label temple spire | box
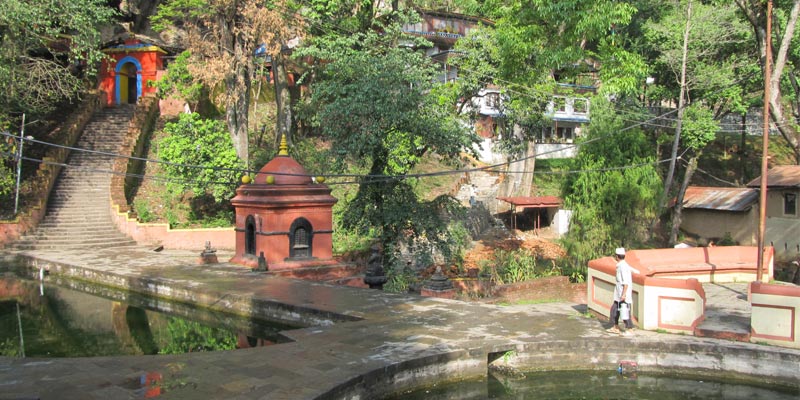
[278,134,289,156]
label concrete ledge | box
[751,281,800,348]
[325,338,800,399]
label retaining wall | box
[0,92,104,247]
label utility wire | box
[4,8,779,187]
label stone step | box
[17,103,137,251]
[13,240,138,251]
[43,206,111,212]
[21,232,132,242]
[38,218,115,226]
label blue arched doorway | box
[115,56,142,105]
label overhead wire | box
[3,6,785,188]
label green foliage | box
[157,113,244,203]
[641,1,754,111]
[150,0,207,32]
[0,0,115,118]
[296,17,479,266]
[681,104,718,151]
[332,226,375,256]
[0,138,14,201]
[481,248,558,285]
[0,337,20,357]
[717,232,736,246]
[158,318,237,354]
[383,260,417,293]
[153,51,204,105]
[133,198,156,223]
[561,97,662,264]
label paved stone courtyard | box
[0,247,798,399]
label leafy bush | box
[157,113,244,203]
[133,198,155,223]
[0,138,15,201]
[484,248,560,285]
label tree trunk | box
[219,12,251,167]
[670,154,699,245]
[740,112,748,180]
[655,0,692,234]
[516,139,537,197]
[273,50,293,146]
[736,0,800,164]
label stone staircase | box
[14,105,138,250]
[694,282,752,342]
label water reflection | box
[0,272,297,357]
[390,370,800,399]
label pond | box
[389,369,800,399]
[0,268,300,357]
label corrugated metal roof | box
[682,187,758,212]
[497,196,562,208]
[746,165,800,188]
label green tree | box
[157,113,244,203]
[642,0,753,243]
[669,103,718,244]
[0,0,115,118]
[296,17,479,265]
[153,50,205,110]
[151,0,302,166]
[447,0,645,197]
[735,0,800,163]
[0,0,114,210]
[562,97,662,264]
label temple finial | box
[278,134,289,156]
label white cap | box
[615,247,626,256]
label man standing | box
[607,247,634,335]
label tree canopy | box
[0,0,115,123]
[295,15,479,264]
[152,0,302,166]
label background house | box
[680,186,759,246]
[747,165,800,260]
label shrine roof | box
[497,196,562,208]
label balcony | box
[546,96,590,123]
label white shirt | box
[614,259,633,303]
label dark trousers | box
[610,301,633,329]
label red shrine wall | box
[98,42,163,106]
[231,203,335,269]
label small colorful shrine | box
[99,37,166,106]
[229,136,337,270]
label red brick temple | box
[229,136,337,270]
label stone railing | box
[108,96,235,250]
[587,246,776,335]
[750,282,800,349]
[587,256,706,334]
[0,91,104,247]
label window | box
[245,215,256,256]
[289,218,313,258]
[554,97,567,112]
[785,193,797,215]
[573,98,588,114]
[485,92,500,108]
